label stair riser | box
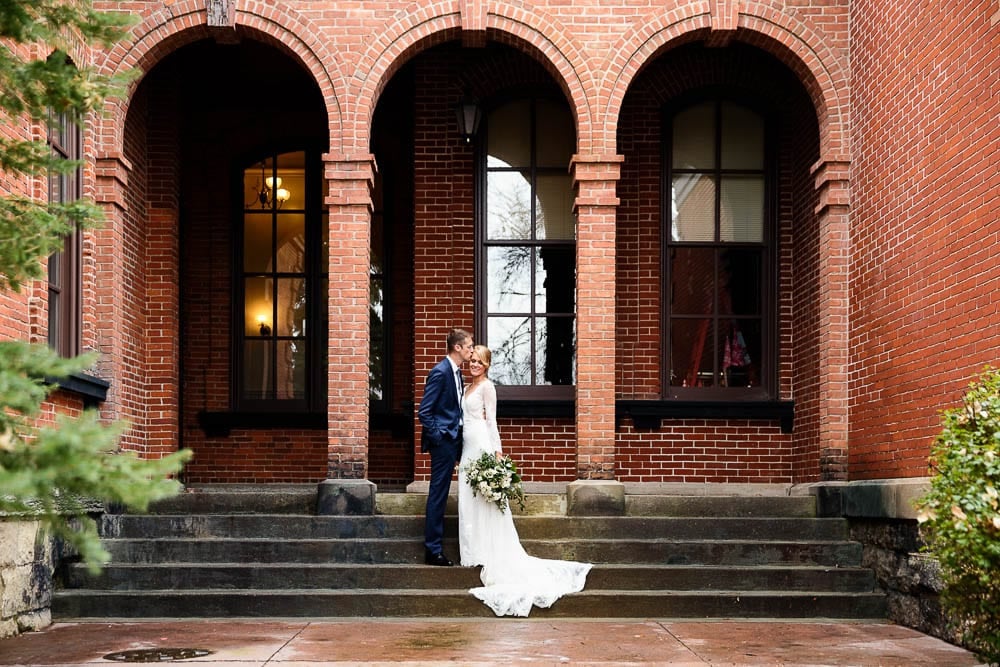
[51,591,888,620]
[100,516,849,541]
[99,539,863,566]
[63,565,877,593]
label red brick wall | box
[848,0,1000,479]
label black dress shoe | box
[425,551,454,566]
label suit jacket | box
[418,357,463,453]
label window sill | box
[197,411,326,437]
[49,372,110,408]
[616,399,794,433]
[498,399,574,419]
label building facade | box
[7,0,999,493]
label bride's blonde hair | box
[473,345,492,371]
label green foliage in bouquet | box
[463,452,526,513]
[915,366,1000,663]
[0,1,190,572]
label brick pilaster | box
[812,156,850,481]
[571,153,623,480]
[324,152,376,479]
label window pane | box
[670,247,714,315]
[243,340,272,399]
[245,158,274,210]
[487,171,532,239]
[720,249,762,315]
[274,151,306,210]
[487,100,531,168]
[672,102,714,169]
[487,316,532,385]
[47,290,61,349]
[670,318,716,388]
[277,340,306,399]
[244,277,272,336]
[244,214,272,272]
[536,99,574,168]
[48,252,62,287]
[535,246,575,313]
[535,172,574,240]
[721,102,764,170]
[720,176,763,242]
[536,317,575,385]
[276,278,306,337]
[369,278,384,402]
[276,215,305,272]
[671,174,715,241]
[719,319,760,388]
[487,246,531,313]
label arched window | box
[663,98,773,398]
[479,97,576,400]
[236,150,327,412]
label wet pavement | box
[0,619,985,666]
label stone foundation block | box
[316,479,377,515]
[567,480,625,516]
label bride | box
[458,344,592,616]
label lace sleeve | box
[483,381,503,453]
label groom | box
[418,327,474,566]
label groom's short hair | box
[447,328,471,351]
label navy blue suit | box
[418,357,463,555]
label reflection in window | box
[369,172,386,405]
[482,97,575,390]
[666,99,768,395]
[239,151,313,404]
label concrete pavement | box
[0,619,985,666]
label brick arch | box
[351,0,594,153]
[601,2,848,160]
[91,0,345,154]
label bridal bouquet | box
[463,452,526,512]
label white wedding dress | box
[458,378,592,616]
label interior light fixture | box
[251,161,291,209]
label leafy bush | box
[915,366,1000,663]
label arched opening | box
[123,37,329,483]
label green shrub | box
[915,366,1000,663]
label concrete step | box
[62,563,878,593]
[94,536,861,566]
[99,514,847,541]
[148,489,816,518]
[375,492,816,518]
[51,588,888,620]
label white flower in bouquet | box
[462,452,526,512]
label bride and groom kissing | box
[418,327,591,617]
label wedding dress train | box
[458,379,592,617]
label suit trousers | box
[424,432,461,554]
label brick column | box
[91,152,132,426]
[570,154,623,481]
[324,152,375,480]
[812,156,850,481]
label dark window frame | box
[231,147,327,414]
[47,108,82,359]
[660,92,778,401]
[475,93,576,402]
